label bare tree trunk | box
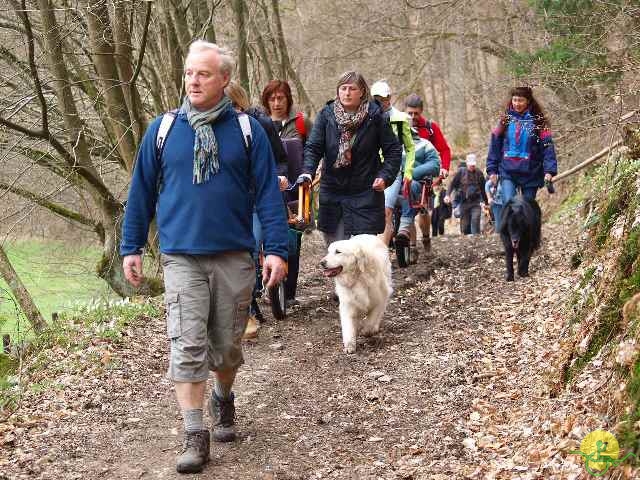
[251,16,275,81]
[85,0,138,172]
[159,0,185,98]
[270,0,314,112]
[111,1,149,144]
[426,62,440,123]
[0,245,46,334]
[38,0,96,176]
[271,0,288,80]
[167,0,192,47]
[232,0,251,96]
[446,40,467,147]
[192,0,216,42]
[13,0,162,299]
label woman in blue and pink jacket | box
[486,86,557,203]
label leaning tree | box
[0,0,309,299]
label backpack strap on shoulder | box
[426,119,434,139]
[237,112,252,155]
[156,109,178,157]
[154,109,178,194]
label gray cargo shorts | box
[161,251,254,382]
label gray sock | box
[183,408,204,433]
[213,378,234,400]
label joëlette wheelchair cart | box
[255,136,314,321]
[392,177,432,268]
[263,180,313,320]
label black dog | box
[498,195,542,281]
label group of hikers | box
[119,40,558,473]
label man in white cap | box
[445,153,488,235]
[371,80,419,259]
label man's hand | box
[262,255,287,289]
[278,176,288,191]
[123,254,143,287]
[444,195,451,204]
[372,177,386,191]
[489,174,498,185]
[544,173,553,182]
[439,168,448,178]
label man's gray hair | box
[187,40,235,76]
[404,93,424,109]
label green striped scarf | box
[180,96,232,184]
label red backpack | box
[294,112,307,140]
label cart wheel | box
[269,282,287,320]
[395,234,410,268]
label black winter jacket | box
[303,100,402,234]
[246,106,288,177]
[304,100,401,192]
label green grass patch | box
[0,240,117,341]
[550,182,588,224]
[595,194,624,248]
[618,359,640,457]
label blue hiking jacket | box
[120,105,288,260]
[486,109,558,188]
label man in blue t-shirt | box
[120,40,288,474]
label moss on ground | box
[559,157,640,453]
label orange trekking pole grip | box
[303,184,311,224]
[298,183,304,221]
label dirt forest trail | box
[5,220,601,479]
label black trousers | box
[431,209,446,237]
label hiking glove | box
[296,174,312,185]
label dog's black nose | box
[320,259,327,268]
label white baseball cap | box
[371,81,391,98]
[466,153,477,166]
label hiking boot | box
[209,392,236,442]
[242,314,259,340]
[176,430,210,473]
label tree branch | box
[0,182,98,228]
[130,1,151,86]
[17,0,48,134]
[404,0,458,9]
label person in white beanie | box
[445,154,488,235]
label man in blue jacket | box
[120,40,288,474]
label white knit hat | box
[466,153,477,166]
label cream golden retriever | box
[320,234,393,353]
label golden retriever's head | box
[320,239,366,278]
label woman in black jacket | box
[299,71,402,246]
